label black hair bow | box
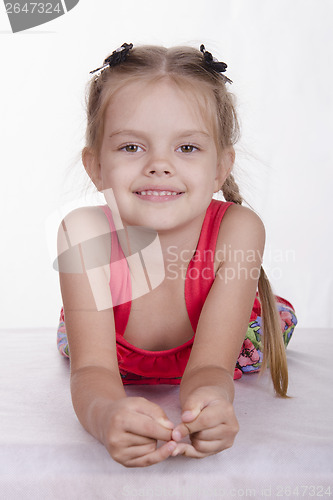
[90,43,133,74]
[200,45,232,83]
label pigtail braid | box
[221,174,243,205]
[222,175,288,396]
[258,267,289,397]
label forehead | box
[104,77,217,135]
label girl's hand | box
[171,387,239,458]
[102,397,177,467]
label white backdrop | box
[0,0,332,328]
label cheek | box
[198,161,219,185]
[99,167,117,190]
[103,167,134,191]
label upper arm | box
[57,206,118,375]
[186,204,265,376]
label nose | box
[143,152,175,177]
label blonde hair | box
[84,44,289,397]
[84,45,239,155]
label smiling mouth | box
[134,190,183,196]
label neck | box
[117,209,207,279]
[156,212,206,273]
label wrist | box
[70,366,126,444]
[180,365,234,405]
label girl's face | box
[85,78,233,232]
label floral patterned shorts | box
[233,294,297,379]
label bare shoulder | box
[223,203,265,235]
[216,203,266,259]
[58,205,110,245]
[57,205,111,275]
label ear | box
[214,146,235,192]
[82,147,103,191]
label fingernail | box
[172,430,182,441]
[157,417,174,429]
[172,448,180,457]
[168,442,177,453]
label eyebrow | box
[109,130,144,139]
[109,129,211,139]
[175,130,211,139]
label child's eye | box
[177,144,198,153]
[122,144,143,153]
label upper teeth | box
[138,190,179,196]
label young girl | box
[56,43,297,467]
